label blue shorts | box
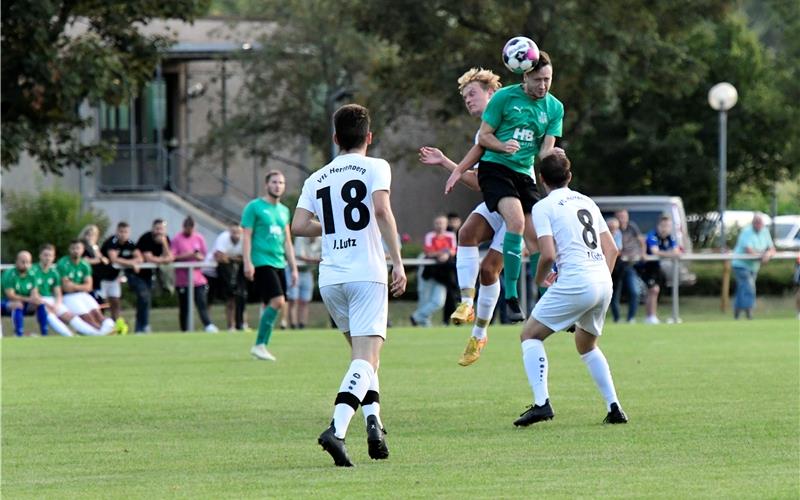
[285,270,314,302]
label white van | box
[591,196,695,286]
[774,215,800,250]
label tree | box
[1,0,210,174]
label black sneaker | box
[603,403,628,424]
[506,298,525,323]
[366,415,389,460]
[318,423,354,467]
[513,399,554,427]
[409,315,418,327]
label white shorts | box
[471,202,506,253]
[531,279,613,336]
[320,281,388,338]
[99,279,122,299]
[40,296,69,316]
[62,292,100,316]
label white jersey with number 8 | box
[296,153,391,288]
[532,187,612,284]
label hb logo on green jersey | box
[512,128,535,142]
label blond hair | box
[78,224,100,243]
[457,68,502,93]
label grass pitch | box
[2,319,799,498]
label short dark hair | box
[538,151,571,188]
[183,216,195,228]
[69,239,83,247]
[152,218,165,226]
[334,104,370,151]
[529,50,551,73]
[265,170,284,183]
[117,221,129,229]
[39,243,55,252]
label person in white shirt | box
[211,224,247,331]
[292,103,406,467]
[286,236,321,329]
[513,149,628,428]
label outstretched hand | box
[444,170,461,195]
[419,146,444,166]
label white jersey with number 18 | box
[296,153,391,288]
[532,187,612,284]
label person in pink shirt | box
[171,216,218,332]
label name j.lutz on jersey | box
[316,164,367,183]
[332,237,357,250]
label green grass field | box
[2,318,799,498]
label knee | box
[270,296,285,309]
[480,262,502,284]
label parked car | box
[773,215,800,250]
[592,196,696,286]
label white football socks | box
[361,370,383,429]
[100,318,115,335]
[456,246,480,306]
[332,359,374,439]
[47,313,73,337]
[522,339,549,406]
[581,348,620,411]
[69,316,102,336]
[472,280,500,340]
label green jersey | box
[32,263,61,297]
[480,85,564,175]
[241,198,291,268]
[56,256,92,287]
[1,268,38,298]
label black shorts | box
[477,160,541,213]
[638,262,664,289]
[254,265,287,303]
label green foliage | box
[2,321,798,496]
[212,0,799,214]
[1,0,210,173]
[1,188,109,262]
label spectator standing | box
[130,219,174,333]
[212,223,248,331]
[731,213,776,320]
[171,216,218,332]
[641,216,682,324]
[78,224,108,300]
[610,209,645,323]
[286,236,322,329]
[100,222,139,333]
[411,215,457,326]
[442,213,463,325]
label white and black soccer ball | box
[502,36,540,74]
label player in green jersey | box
[446,52,563,322]
[34,243,105,336]
[58,240,116,335]
[242,170,299,361]
[1,250,48,337]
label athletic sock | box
[521,339,549,406]
[256,306,278,346]
[361,370,383,429]
[472,280,500,340]
[456,246,480,306]
[47,313,73,337]
[36,305,49,336]
[581,348,620,411]
[100,318,116,335]
[502,232,523,299]
[69,316,102,336]
[12,308,24,336]
[332,358,374,439]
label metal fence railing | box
[1,253,797,333]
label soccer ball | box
[502,36,540,74]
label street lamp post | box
[707,82,738,250]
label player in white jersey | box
[292,104,407,467]
[513,149,628,427]
[419,68,508,366]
